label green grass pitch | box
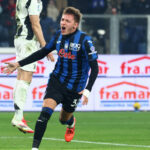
[0,111,150,150]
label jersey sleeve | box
[28,0,42,15]
[45,30,60,51]
[83,36,98,61]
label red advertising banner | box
[0,54,150,111]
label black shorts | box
[44,74,82,113]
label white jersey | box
[15,0,43,40]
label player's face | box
[60,14,78,35]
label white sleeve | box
[28,0,42,16]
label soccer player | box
[12,0,54,133]
[3,7,98,150]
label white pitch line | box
[1,136,150,148]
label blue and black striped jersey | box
[45,29,98,92]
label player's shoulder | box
[56,29,61,35]
[30,0,41,3]
[28,0,42,7]
[78,30,92,40]
[50,29,61,42]
[77,30,95,47]
[16,0,27,4]
[53,30,61,39]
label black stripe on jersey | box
[16,16,23,37]
[25,0,31,9]
[51,32,62,73]
[72,33,86,91]
[25,0,33,40]
[25,16,34,40]
[63,35,75,84]
[17,25,23,36]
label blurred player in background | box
[3,7,98,150]
[12,0,54,133]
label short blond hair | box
[63,7,82,23]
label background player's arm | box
[30,15,46,47]
[30,15,55,61]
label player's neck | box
[62,29,78,39]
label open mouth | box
[61,26,66,32]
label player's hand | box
[82,95,88,105]
[47,52,55,62]
[2,62,20,74]
[79,90,89,105]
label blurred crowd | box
[0,0,150,54]
[0,0,16,47]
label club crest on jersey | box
[64,43,69,49]
[69,42,81,51]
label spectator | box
[132,0,150,14]
[120,0,132,14]
[41,0,59,43]
[47,0,59,22]
[0,0,16,46]
[91,0,108,14]
[55,0,68,12]
[0,0,3,14]
[6,0,16,18]
[111,0,121,14]
[119,19,147,54]
[2,0,16,46]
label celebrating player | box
[3,7,98,150]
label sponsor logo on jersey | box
[69,42,81,51]
[121,56,150,76]
[57,41,61,44]
[64,43,69,50]
[58,49,75,60]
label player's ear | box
[74,23,78,29]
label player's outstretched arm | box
[3,62,20,74]
[3,47,51,75]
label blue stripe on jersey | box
[45,32,60,50]
[56,34,62,51]
[67,31,81,90]
[59,39,69,83]
[54,34,62,76]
